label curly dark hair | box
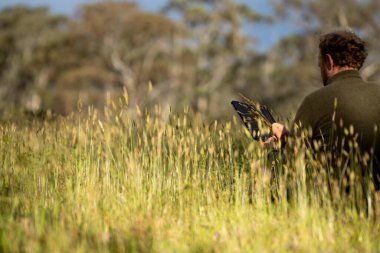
[319,30,368,69]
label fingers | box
[272,123,287,140]
[263,136,276,149]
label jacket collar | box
[326,70,361,86]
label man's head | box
[318,30,368,85]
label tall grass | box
[0,101,379,252]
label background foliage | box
[0,0,379,120]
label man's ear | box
[325,54,334,70]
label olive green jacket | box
[293,70,380,189]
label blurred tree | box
[0,6,68,114]
[0,3,178,116]
[162,0,271,118]
[52,2,178,114]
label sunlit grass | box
[0,101,379,252]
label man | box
[268,30,380,190]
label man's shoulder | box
[296,87,330,117]
[366,81,380,90]
[302,86,334,104]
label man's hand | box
[272,123,287,141]
[262,123,288,149]
[257,124,288,179]
[263,136,277,149]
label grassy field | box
[0,102,379,253]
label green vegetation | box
[0,101,379,253]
